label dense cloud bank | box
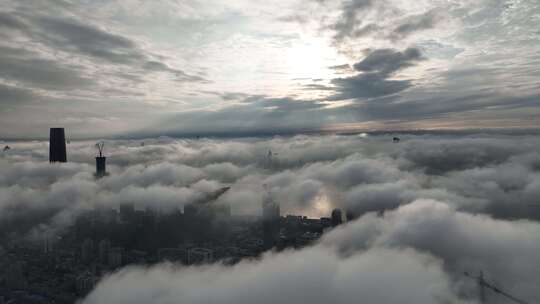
[82,244,461,304]
[2,133,540,303]
[82,199,540,304]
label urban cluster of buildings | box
[0,201,345,304]
[0,128,346,303]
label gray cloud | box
[0,46,94,90]
[353,47,423,75]
[326,47,423,100]
[0,6,206,119]
[318,0,440,47]
[332,0,374,42]
[0,0,538,137]
[390,10,438,40]
[0,11,27,31]
[323,199,540,302]
[35,16,144,65]
[82,246,458,304]
[2,133,540,303]
[3,133,540,234]
[0,83,35,105]
[329,73,412,100]
[328,64,351,71]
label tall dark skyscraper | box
[331,208,343,227]
[49,128,67,163]
[119,203,135,222]
[96,156,106,177]
[95,141,107,178]
[262,189,280,249]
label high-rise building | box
[262,189,280,249]
[95,156,107,178]
[43,234,54,254]
[49,128,67,163]
[6,262,27,290]
[76,272,96,295]
[345,209,357,222]
[187,247,213,265]
[119,203,135,222]
[98,239,111,264]
[331,208,343,227]
[81,238,94,264]
[108,247,123,268]
[158,248,187,264]
[95,141,107,178]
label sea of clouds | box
[1,133,540,304]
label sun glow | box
[310,192,334,218]
[285,37,345,82]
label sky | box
[2,133,540,303]
[1,0,540,138]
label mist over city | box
[1,0,540,303]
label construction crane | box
[464,271,530,304]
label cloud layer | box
[82,198,540,304]
[1,0,540,136]
[2,133,540,303]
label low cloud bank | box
[2,133,540,235]
[1,133,540,303]
[81,199,540,304]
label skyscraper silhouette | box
[331,208,343,227]
[96,156,106,177]
[95,141,107,178]
[262,189,280,249]
[49,128,67,163]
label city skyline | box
[2,1,540,304]
[2,133,540,303]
